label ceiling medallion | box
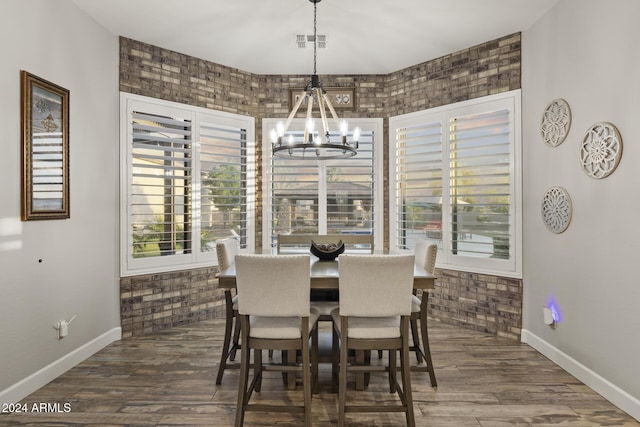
[541,186,572,234]
[541,98,571,147]
[579,122,622,179]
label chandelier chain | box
[313,0,317,76]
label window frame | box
[389,90,522,278]
[261,118,384,251]
[120,93,255,276]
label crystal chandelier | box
[270,0,360,160]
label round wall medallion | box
[541,186,572,234]
[541,98,571,147]
[579,122,622,179]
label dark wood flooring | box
[1,318,638,426]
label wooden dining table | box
[217,252,436,390]
[217,254,436,292]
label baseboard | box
[521,329,640,422]
[0,327,121,405]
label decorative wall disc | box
[579,122,622,179]
[541,98,571,147]
[541,186,572,234]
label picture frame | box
[21,70,70,220]
[289,87,356,111]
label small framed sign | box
[289,87,356,111]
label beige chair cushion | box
[411,295,421,313]
[331,307,401,339]
[235,254,311,317]
[216,238,239,271]
[415,239,437,274]
[250,308,320,339]
[338,254,415,317]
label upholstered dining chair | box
[410,239,438,387]
[234,254,319,427]
[215,238,240,385]
[331,254,416,427]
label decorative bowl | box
[310,240,344,261]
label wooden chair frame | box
[215,239,240,384]
[235,315,319,427]
[332,316,415,427]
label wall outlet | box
[54,315,77,339]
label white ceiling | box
[72,0,559,75]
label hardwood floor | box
[2,318,637,426]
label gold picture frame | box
[21,71,70,220]
[289,87,356,111]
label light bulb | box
[287,134,294,145]
[353,126,361,142]
[306,118,315,133]
[276,121,285,137]
[340,120,348,136]
[269,128,278,144]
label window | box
[390,90,522,277]
[262,118,383,250]
[120,93,255,275]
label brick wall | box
[119,33,523,340]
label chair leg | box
[311,326,319,394]
[331,327,339,393]
[254,348,263,392]
[355,350,365,390]
[302,324,312,427]
[235,317,250,427]
[338,320,348,427]
[419,300,438,387]
[410,318,424,364]
[216,290,234,384]
[401,318,416,426]
[230,310,241,361]
[388,349,397,393]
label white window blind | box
[393,120,443,250]
[449,108,511,259]
[130,111,193,258]
[121,93,255,276]
[199,121,250,251]
[390,90,521,278]
[262,118,383,250]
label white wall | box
[522,0,640,419]
[0,0,120,402]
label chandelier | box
[271,0,360,160]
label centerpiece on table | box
[310,240,345,261]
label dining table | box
[217,251,436,390]
[217,252,435,291]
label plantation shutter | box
[449,108,511,259]
[393,120,443,250]
[130,112,192,258]
[270,130,320,239]
[325,130,375,235]
[199,121,249,250]
[268,127,376,246]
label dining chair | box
[331,254,416,427]
[277,233,374,321]
[215,238,240,385]
[234,254,319,427]
[410,239,438,387]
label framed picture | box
[289,87,356,111]
[21,71,70,220]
